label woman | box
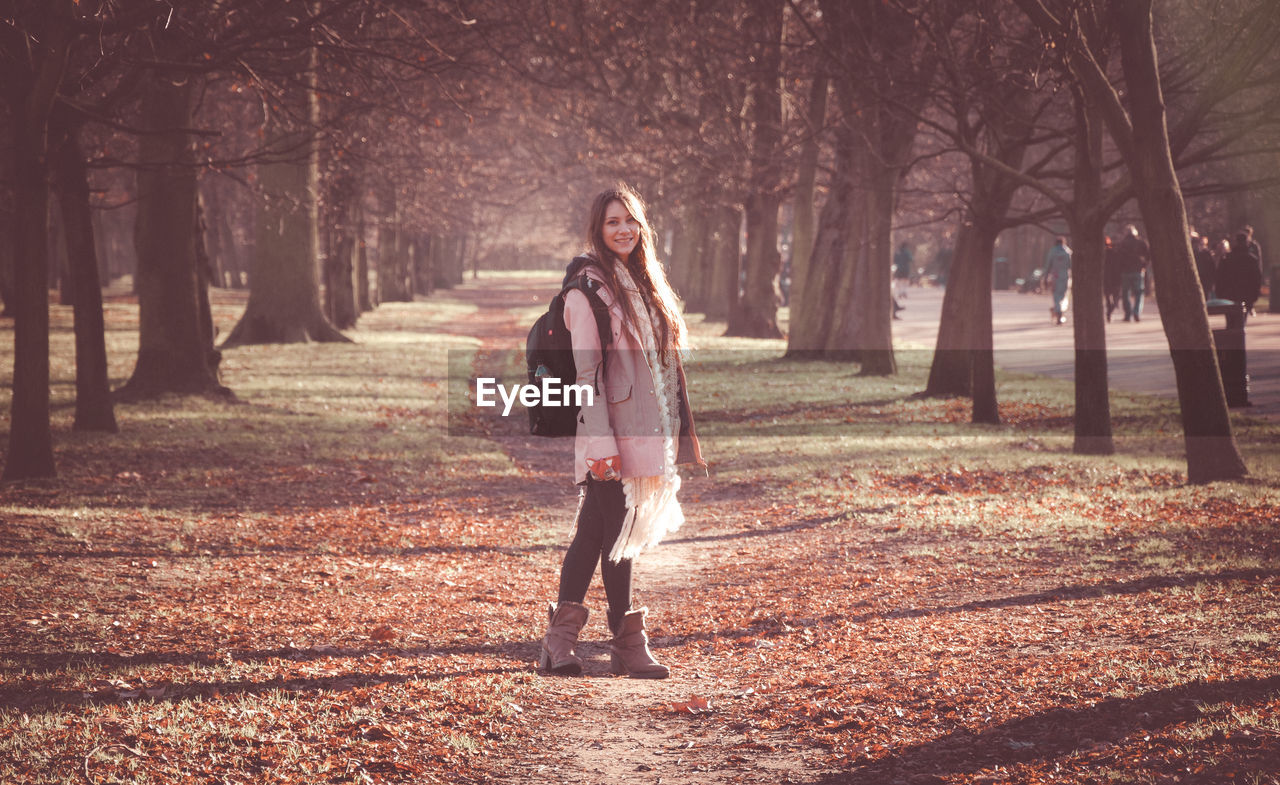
[1044,236,1072,325]
[540,185,704,679]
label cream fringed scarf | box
[607,262,684,563]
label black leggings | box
[557,478,633,631]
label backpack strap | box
[561,274,612,359]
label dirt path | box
[449,274,832,784]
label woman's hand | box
[587,455,621,482]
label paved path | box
[890,286,1280,418]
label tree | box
[726,0,786,339]
[116,61,229,398]
[786,0,939,373]
[1017,0,1249,482]
[1,1,72,480]
[920,3,1050,424]
[51,121,118,431]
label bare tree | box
[1016,0,1255,482]
[1,0,73,480]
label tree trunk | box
[222,42,348,346]
[53,126,118,432]
[922,91,1033,417]
[324,188,359,329]
[1112,1,1245,481]
[200,182,233,288]
[704,205,740,320]
[786,130,854,358]
[193,194,219,370]
[729,192,783,337]
[374,186,413,304]
[673,204,712,313]
[667,208,694,301]
[117,71,229,399]
[3,9,70,481]
[49,196,73,306]
[789,74,828,323]
[414,234,431,296]
[826,152,897,374]
[1068,85,1114,455]
[0,202,14,318]
[356,205,374,312]
[968,223,999,425]
[925,221,979,397]
[725,0,783,339]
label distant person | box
[1239,224,1263,261]
[540,184,705,679]
[1115,224,1150,322]
[893,242,913,299]
[1214,235,1232,265]
[1103,235,1122,322]
[1192,232,1216,299]
[1216,228,1264,323]
[1044,236,1072,325]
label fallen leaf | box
[669,696,712,714]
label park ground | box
[1,272,1279,784]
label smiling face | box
[601,199,641,262]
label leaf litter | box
[3,275,1279,784]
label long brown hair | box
[584,184,687,352]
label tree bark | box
[923,217,1001,423]
[788,74,828,323]
[356,205,374,312]
[52,125,118,432]
[1068,84,1114,455]
[0,200,14,318]
[324,191,359,330]
[725,0,784,339]
[117,70,229,399]
[729,191,783,338]
[704,205,740,320]
[222,41,349,346]
[672,204,712,313]
[825,150,897,374]
[373,185,413,304]
[786,128,854,358]
[49,196,73,306]
[925,221,980,397]
[3,7,70,481]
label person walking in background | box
[1239,224,1264,267]
[1214,234,1232,267]
[893,241,913,300]
[1217,227,1264,323]
[540,184,705,680]
[1192,232,1216,299]
[1103,235,1122,322]
[1044,236,1072,325]
[1115,224,1150,322]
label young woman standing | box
[540,185,704,679]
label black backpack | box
[525,258,611,437]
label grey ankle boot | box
[540,601,588,675]
[609,607,669,679]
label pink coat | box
[563,264,704,484]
